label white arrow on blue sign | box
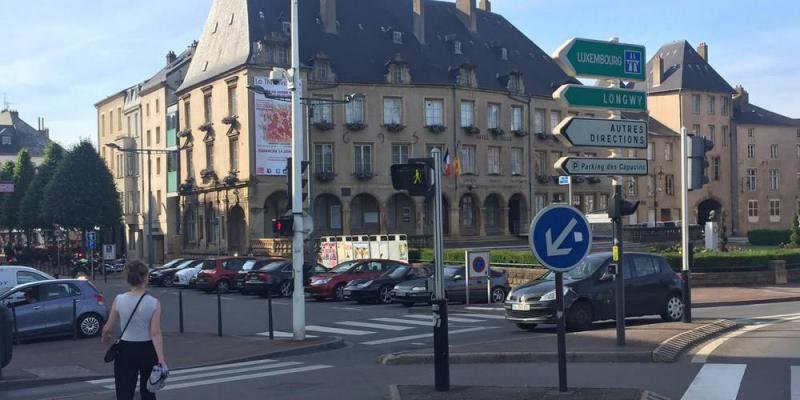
[529,205,592,272]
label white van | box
[0,266,54,295]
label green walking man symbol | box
[413,169,423,185]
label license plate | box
[394,292,406,297]
[512,303,530,311]
[343,290,351,296]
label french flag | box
[443,149,451,176]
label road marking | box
[465,306,503,311]
[681,363,745,400]
[360,327,489,345]
[100,361,304,388]
[256,330,317,338]
[305,325,375,335]
[372,317,436,327]
[452,313,506,320]
[336,321,414,331]
[692,313,800,363]
[157,365,332,391]
[403,314,482,323]
[87,359,281,384]
[793,366,800,400]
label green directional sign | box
[553,38,646,81]
[553,84,647,112]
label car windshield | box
[540,254,607,281]
[383,265,409,279]
[201,260,217,270]
[162,258,182,268]
[444,267,463,278]
[175,260,195,269]
[331,261,358,273]
[240,260,258,271]
[262,261,289,271]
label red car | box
[306,259,405,301]
[195,257,255,293]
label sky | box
[1,0,798,147]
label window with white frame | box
[383,97,402,125]
[535,150,548,176]
[708,125,715,145]
[707,95,715,114]
[511,148,523,176]
[488,146,501,175]
[535,194,546,214]
[748,128,755,138]
[627,177,638,197]
[353,144,373,175]
[425,99,444,126]
[722,97,730,116]
[460,101,474,127]
[460,145,476,174]
[692,95,701,114]
[534,108,545,134]
[487,103,500,129]
[666,174,675,195]
[585,195,595,212]
[770,169,779,190]
[747,144,755,159]
[345,96,364,124]
[748,200,759,219]
[771,144,778,159]
[647,142,654,160]
[391,144,410,165]
[722,125,729,147]
[665,143,673,161]
[550,110,561,133]
[713,156,721,181]
[314,143,334,173]
[511,106,523,131]
[770,199,781,221]
[312,95,333,123]
[746,168,758,191]
[599,194,609,211]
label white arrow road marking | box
[546,218,577,257]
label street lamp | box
[106,142,176,271]
[651,166,664,227]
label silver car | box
[0,279,109,339]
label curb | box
[387,385,671,400]
[693,296,800,308]
[379,350,653,365]
[652,319,736,362]
[0,336,345,391]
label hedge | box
[747,230,792,246]
[417,248,540,266]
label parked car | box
[0,279,109,339]
[391,265,510,307]
[149,259,196,287]
[172,260,207,287]
[151,258,185,272]
[195,257,255,293]
[245,261,328,297]
[504,252,683,332]
[344,264,433,304]
[0,266,54,295]
[307,259,404,301]
[235,258,286,293]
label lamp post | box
[651,166,664,226]
[106,143,175,270]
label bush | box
[418,248,540,266]
[661,248,800,270]
[747,230,792,246]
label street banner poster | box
[320,240,338,269]
[254,76,291,176]
[353,239,371,260]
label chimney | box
[733,85,749,112]
[479,0,491,12]
[652,55,663,86]
[413,0,425,44]
[697,42,708,62]
[9,110,18,120]
[456,0,477,32]
[166,50,177,66]
[320,0,337,34]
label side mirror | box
[453,275,463,281]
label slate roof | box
[0,110,52,157]
[141,46,195,105]
[734,102,800,127]
[179,0,575,97]
[631,41,734,95]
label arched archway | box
[459,193,480,236]
[697,198,722,226]
[484,194,504,235]
[227,205,246,255]
[508,193,528,236]
[350,193,381,234]
[424,195,450,236]
[313,194,343,236]
[264,191,288,238]
[387,193,416,235]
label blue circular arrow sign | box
[529,205,592,272]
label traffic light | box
[391,162,432,196]
[272,216,294,236]
[286,158,310,209]
[687,135,714,191]
[608,193,640,220]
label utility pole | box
[430,148,449,391]
[680,127,691,322]
[289,0,306,341]
[147,151,154,270]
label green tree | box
[19,143,66,231]
[41,141,121,231]
[1,150,36,231]
[791,212,800,247]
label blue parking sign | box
[86,231,97,250]
[529,205,592,272]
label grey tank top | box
[115,292,158,342]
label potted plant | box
[385,123,405,133]
[572,176,586,184]
[198,122,214,132]
[178,129,192,138]
[425,124,446,134]
[315,171,336,182]
[536,175,550,184]
[221,116,238,126]
[223,172,239,186]
[345,122,366,131]
[355,171,374,180]
[489,127,505,136]
[313,121,335,131]
[178,178,195,195]
[462,125,480,135]
[512,129,528,137]
[535,131,547,140]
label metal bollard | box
[72,298,78,340]
[179,290,184,334]
[217,292,222,337]
[267,287,274,340]
[11,306,19,346]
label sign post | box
[529,205,593,393]
[556,157,649,176]
[465,251,490,305]
[86,231,97,281]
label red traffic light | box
[272,216,294,236]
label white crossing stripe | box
[336,321,414,331]
[372,317,435,327]
[403,314,482,323]
[792,366,800,400]
[692,313,800,363]
[305,325,375,335]
[681,364,746,400]
[256,330,318,338]
[465,306,503,311]
[451,313,506,320]
[162,365,332,391]
[361,327,489,346]
[87,359,280,385]
[100,362,304,388]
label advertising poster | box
[254,76,291,176]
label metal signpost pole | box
[567,176,573,206]
[681,127,692,322]
[613,181,625,345]
[555,271,567,392]
[431,148,449,392]
[290,0,306,341]
[147,151,154,271]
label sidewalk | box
[693,283,800,307]
[380,319,735,365]
[0,332,341,388]
[389,385,666,400]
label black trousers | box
[114,340,158,400]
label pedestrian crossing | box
[85,359,332,391]
[678,363,800,400]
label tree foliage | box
[19,143,65,230]
[1,149,35,230]
[41,141,122,230]
[791,213,800,247]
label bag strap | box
[118,293,147,340]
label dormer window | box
[500,47,508,60]
[385,54,410,85]
[393,67,403,84]
[507,71,525,94]
[282,21,291,36]
[454,40,463,55]
[458,65,477,88]
[312,53,334,83]
[393,31,403,44]
[1,136,10,145]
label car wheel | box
[661,294,684,322]
[566,301,593,332]
[163,278,174,288]
[490,287,506,303]
[279,280,293,297]
[379,286,393,304]
[333,284,346,301]
[215,280,230,293]
[78,313,103,337]
[401,302,414,308]
[516,323,538,331]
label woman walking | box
[102,261,167,400]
